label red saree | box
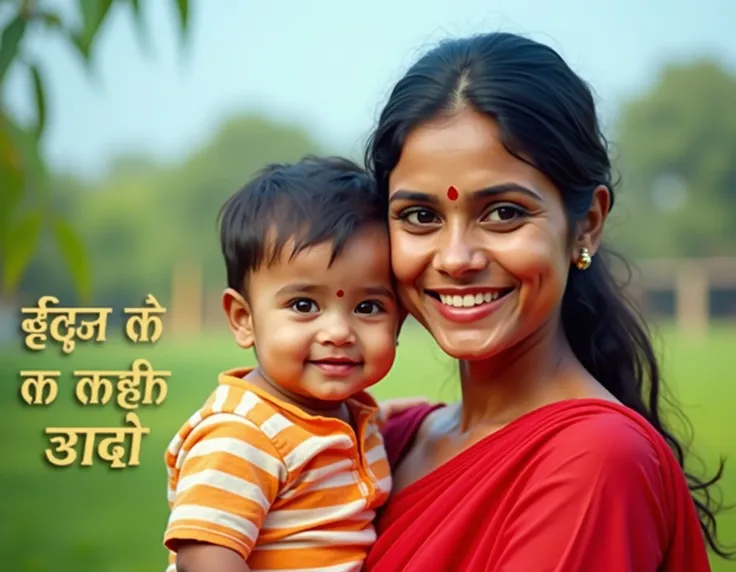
[366,399,711,571]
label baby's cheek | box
[253,316,305,361]
[365,329,397,378]
[270,325,309,354]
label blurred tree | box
[614,59,736,258]
[19,112,324,309]
[0,0,190,302]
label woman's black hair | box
[365,31,730,558]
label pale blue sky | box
[3,0,735,179]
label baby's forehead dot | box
[447,186,459,201]
[336,289,344,297]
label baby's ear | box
[222,288,255,349]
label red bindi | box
[336,289,344,298]
[447,186,459,201]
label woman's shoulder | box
[381,403,445,468]
[382,398,677,475]
[507,399,696,560]
[536,399,669,455]
[523,399,683,494]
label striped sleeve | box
[164,412,287,560]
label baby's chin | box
[306,381,368,403]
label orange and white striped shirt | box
[163,368,392,571]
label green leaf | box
[30,64,46,137]
[2,209,43,294]
[0,164,24,245]
[129,0,142,18]
[5,116,48,194]
[37,11,64,30]
[74,0,113,63]
[0,15,27,83]
[70,31,91,62]
[52,217,92,302]
[127,0,148,50]
[78,0,110,37]
[0,113,24,234]
[175,0,189,37]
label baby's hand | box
[379,397,431,420]
[176,542,250,572]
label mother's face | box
[387,108,577,360]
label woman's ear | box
[571,184,611,263]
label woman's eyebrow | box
[389,183,541,204]
[388,190,440,205]
[470,183,542,201]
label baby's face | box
[246,224,398,404]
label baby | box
[163,156,399,571]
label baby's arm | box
[176,543,250,572]
[164,413,286,570]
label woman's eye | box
[355,301,383,315]
[290,299,319,314]
[486,205,526,222]
[402,209,439,225]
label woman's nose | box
[432,235,489,279]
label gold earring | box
[575,247,592,271]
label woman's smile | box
[424,286,516,323]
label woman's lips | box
[425,287,514,323]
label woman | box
[363,32,729,571]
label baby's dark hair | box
[218,155,387,292]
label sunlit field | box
[1,324,734,571]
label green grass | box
[1,323,734,571]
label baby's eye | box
[290,299,319,314]
[355,301,384,315]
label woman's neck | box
[456,318,598,432]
